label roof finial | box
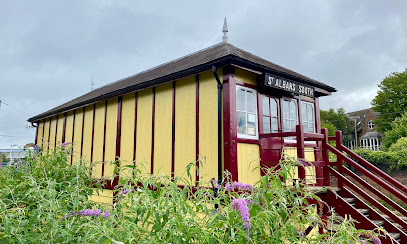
[222,17,228,43]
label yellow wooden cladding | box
[92,102,105,178]
[153,83,173,177]
[42,118,50,152]
[64,111,74,144]
[37,120,44,149]
[174,77,196,183]
[72,109,83,163]
[284,146,316,184]
[82,106,94,165]
[198,71,219,182]
[89,189,113,205]
[104,98,118,178]
[56,114,64,146]
[237,143,260,185]
[48,116,57,150]
[120,94,136,178]
[235,68,257,86]
[135,88,153,175]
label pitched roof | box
[347,108,379,119]
[28,42,336,122]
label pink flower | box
[231,198,251,230]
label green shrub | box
[388,137,407,171]
[0,148,380,243]
[352,148,393,165]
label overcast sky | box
[1,0,406,148]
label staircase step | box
[357,209,369,217]
[343,198,355,206]
[371,220,384,227]
[389,232,400,241]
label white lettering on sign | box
[299,85,314,97]
[264,73,315,98]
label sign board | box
[264,73,315,97]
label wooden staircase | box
[261,125,407,243]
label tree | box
[381,112,407,149]
[371,68,407,132]
[320,108,352,137]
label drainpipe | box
[211,66,223,184]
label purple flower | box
[372,237,381,244]
[72,209,104,218]
[225,181,253,191]
[122,189,129,195]
[361,241,367,244]
[231,198,251,230]
[101,210,110,219]
[61,142,72,147]
[298,232,304,237]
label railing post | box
[335,130,344,188]
[296,125,306,181]
[321,128,330,186]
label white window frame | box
[236,85,259,140]
[301,101,316,133]
[368,120,374,130]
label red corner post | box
[321,128,330,186]
[335,130,344,188]
[296,124,306,181]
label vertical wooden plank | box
[56,114,64,146]
[195,75,199,184]
[135,88,153,175]
[171,82,176,179]
[119,94,135,178]
[37,120,44,150]
[199,71,220,183]
[72,109,83,163]
[61,113,67,143]
[82,106,94,165]
[35,123,39,145]
[92,102,105,178]
[64,111,74,144]
[104,98,118,178]
[174,76,196,183]
[153,83,173,177]
[48,116,57,150]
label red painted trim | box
[195,74,199,184]
[80,107,85,158]
[235,81,257,89]
[90,104,96,175]
[171,81,176,179]
[222,66,238,182]
[113,96,122,188]
[47,118,51,151]
[71,110,76,166]
[236,138,260,144]
[35,124,38,145]
[55,115,59,147]
[61,113,67,143]
[133,92,138,164]
[151,87,155,174]
[296,124,306,180]
[101,101,108,177]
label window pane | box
[263,116,270,133]
[247,91,256,113]
[247,113,256,136]
[262,97,270,116]
[271,118,278,133]
[307,104,314,122]
[237,111,246,135]
[308,123,314,133]
[290,101,297,121]
[301,104,307,123]
[290,120,297,132]
[283,100,289,119]
[283,119,290,132]
[237,88,245,111]
[303,121,308,132]
[270,98,277,117]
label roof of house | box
[28,42,336,122]
[347,108,379,119]
[360,131,382,139]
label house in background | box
[347,108,382,151]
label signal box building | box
[28,42,336,201]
